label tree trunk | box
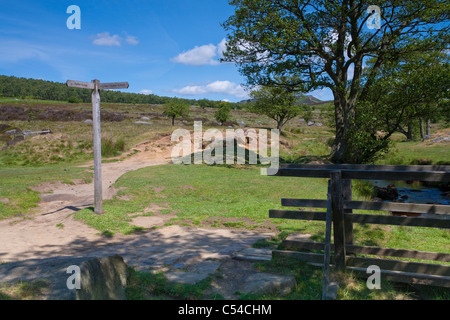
[420,118,425,140]
[398,123,414,141]
[330,94,355,164]
[171,116,175,126]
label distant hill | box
[296,95,332,106]
[239,94,332,106]
[0,75,237,109]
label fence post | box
[322,181,335,300]
[343,179,353,245]
[330,170,346,271]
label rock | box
[188,261,221,274]
[83,119,93,124]
[76,255,128,300]
[374,184,399,201]
[165,271,209,285]
[240,273,296,296]
[315,122,323,127]
[432,137,450,143]
[140,116,150,121]
[135,121,152,125]
[166,261,222,285]
[307,121,315,126]
[233,248,272,262]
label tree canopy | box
[249,86,304,132]
[222,0,450,163]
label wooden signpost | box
[67,79,129,215]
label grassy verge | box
[74,164,330,237]
[0,279,51,300]
[0,165,92,219]
[73,164,449,257]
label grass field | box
[0,99,449,300]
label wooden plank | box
[348,267,450,288]
[280,163,450,172]
[66,80,95,89]
[281,239,450,262]
[281,239,326,252]
[272,168,450,182]
[346,256,450,276]
[345,201,450,215]
[99,82,129,90]
[345,212,450,229]
[269,210,326,221]
[330,171,346,271]
[283,199,450,216]
[346,245,450,262]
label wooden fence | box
[267,164,450,298]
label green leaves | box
[249,85,303,131]
[162,99,190,125]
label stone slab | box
[240,273,296,296]
[165,271,209,285]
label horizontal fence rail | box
[268,167,450,182]
[281,199,450,215]
[268,164,450,294]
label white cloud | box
[139,89,153,95]
[92,32,122,46]
[92,32,139,47]
[174,80,249,99]
[217,38,228,58]
[171,38,228,66]
[125,35,139,45]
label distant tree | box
[68,95,81,103]
[359,51,449,140]
[303,110,313,124]
[214,102,232,123]
[249,86,303,133]
[163,99,190,126]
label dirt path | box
[0,133,275,299]
[0,135,177,263]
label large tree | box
[222,0,450,163]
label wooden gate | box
[267,164,450,298]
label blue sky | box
[0,0,333,102]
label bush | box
[102,138,126,157]
[68,96,81,103]
[214,103,232,123]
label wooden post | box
[322,181,333,300]
[92,80,102,215]
[343,179,354,245]
[330,170,346,271]
[66,79,129,215]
